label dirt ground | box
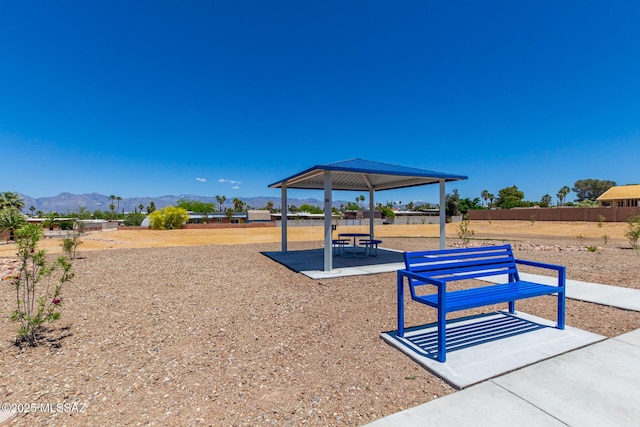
[0,221,639,426]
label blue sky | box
[1,1,639,206]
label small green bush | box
[625,214,640,250]
[457,217,475,247]
[59,221,74,230]
[123,212,146,226]
[10,224,74,347]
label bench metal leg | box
[558,267,566,329]
[397,275,405,337]
[508,300,515,314]
[437,306,446,362]
[437,289,446,362]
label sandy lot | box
[1,221,639,426]
[0,220,633,256]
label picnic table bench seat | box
[332,239,349,255]
[358,238,382,256]
[397,244,566,362]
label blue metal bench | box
[397,244,566,362]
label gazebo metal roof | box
[269,158,468,273]
[268,158,467,192]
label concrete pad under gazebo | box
[268,158,467,273]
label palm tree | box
[109,195,116,219]
[232,198,244,212]
[541,193,552,207]
[557,186,570,206]
[487,193,495,208]
[0,191,25,211]
[481,190,490,207]
[0,207,27,241]
[139,204,145,214]
[116,196,122,216]
[265,201,274,212]
[215,195,226,212]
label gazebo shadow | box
[262,247,405,278]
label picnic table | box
[334,233,383,257]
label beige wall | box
[467,206,639,222]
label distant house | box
[597,185,640,208]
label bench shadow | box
[388,312,549,361]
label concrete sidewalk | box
[368,278,640,426]
[367,329,640,426]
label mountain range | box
[16,192,352,214]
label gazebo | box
[268,158,468,272]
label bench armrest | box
[515,259,566,288]
[397,269,444,288]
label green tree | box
[0,207,27,240]
[116,196,122,216]
[495,185,525,209]
[445,189,461,219]
[123,212,146,226]
[458,197,482,215]
[572,179,616,202]
[146,201,156,214]
[176,199,215,214]
[298,204,323,214]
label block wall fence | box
[466,207,639,222]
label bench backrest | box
[403,244,520,285]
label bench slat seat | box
[397,244,566,362]
[413,281,560,311]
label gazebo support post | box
[323,171,333,272]
[369,188,375,239]
[281,184,288,253]
[439,179,446,249]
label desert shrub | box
[625,214,640,250]
[61,231,82,259]
[10,224,74,347]
[457,216,475,247]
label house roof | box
[247,210,272,221]
[268,158,468,192]
[597,184,640,201]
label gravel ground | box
[1,227,640,426]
